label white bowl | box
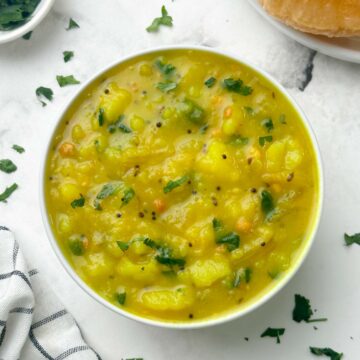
[39,45,324,329]
[0,0,55,44]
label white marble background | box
[1,0,360,359]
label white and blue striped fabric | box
[0,227,101,360]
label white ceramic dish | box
[247,0,360,64]
[39,45,324,329]
[0,0,55,44]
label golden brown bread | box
[259,0,360,38]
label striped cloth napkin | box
[0,226,102,360]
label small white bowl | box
[39,45,324,330]
[0,0,55,44]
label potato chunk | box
[116,257,160,283]
[141,286,194,311]
[188,256,231,287]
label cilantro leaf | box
[146,5,173,32]
[182,99,205,125]
[261,327,285,344]
[155,59,175,75]
[63,51,74,63]
[71,194,85,209]
[98,108,105,126]
[259,135,273,147]
[293,294,328,323]
[118,123,132,133]
[212,218,223,233]
[223,78,253,96]
[22,31,32,40]
[117,241,129,251]
[96,183,121,200]
[229,135,249,146]
[344,233,360,246]
[56,75,80,87]
[216,232,240,252]
[0,159,17,173]
[66,18,79,30]
[121,187,135,206]
[116,292,126,305]
[0,183,18,202]
[262,118,274,132]
[261,190,274,217]
[68,235,86,256]
[310,347,343,360]
[156,81,177,93]
[205,77,216,88]
[244,267,252,283]
[163,175,189,193]
[35,86,53,106]
[12,145,25,154]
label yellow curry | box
[45,49,319,322]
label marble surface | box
[1,0,360,359]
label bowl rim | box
[0,0,55,44]
[39,44,324,330]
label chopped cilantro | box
[56,75,80,87]
[344,233,360,246]
[66,18,79,30]
[163,175,189,193]
[182,99,205,125]
[310,347,343,360]
[212,218,223,233]
[70,194,85,209]
[261,327,285,344]
[155,59,175,75]
[146,5,173,32]
[12,145,25,154]
[116,292,126,305]
[22,31,32,40]
[143,238,158,249]
[244,106,255,116]
[204,77,216,88]
[0,159,17,173]
[118,123,132,133]
[216,232,240,252]
[156,81,177,93]
[68,235,86,256]
[259,135,273,147]
[0,183,18,202]
[98,108,105,126]
[261,190,274,217]
[121,187,135,206]
[35,86,53,106]
[96,183,121,200]
[244,268,252,283]
[223,78,253,96]
[262,118,274,132]
[117,241,129,251]
[293,294,328,323]
[229,135,249,146]
[63,51,74,63]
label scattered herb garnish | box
[279,114,287,124]
[199,124,209,134]
[155,59,175,75]
[232,267,252,287]
[0,159,17,173]
[0,183,18,202]
[310,347,343,360]
[182,99,205,125]
[293,294,328,323]
[344,232,360,246]
[68,235,86,256]
[244,267,252,283]
[121,187,135,206]
[212,218,223,233]
[223,78,253,96]
[262,118,274,132]
[259,135,273,147]
[244,106,255,116]
[66,18,79,30]
[229,135,249,146]
[35,86,53,106]
[261,190,274,217]
[56,75,80,87]
[216,232,240,252]
[63,51,74,63]
[70,194,85,209]
[156,81,177,93]
[0,0,40,30]
[204,77,216,88]
[107,115,130,134]
[96,183,121,200]
[12,145,25,154]
[261,327,285,344]
[98,108,105,126]
[116,292,126,305]
[146,5,173,32]
[117,241,129,251]
[118,123,132,133]
[22,31,32,40]
[163,175,189,193]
